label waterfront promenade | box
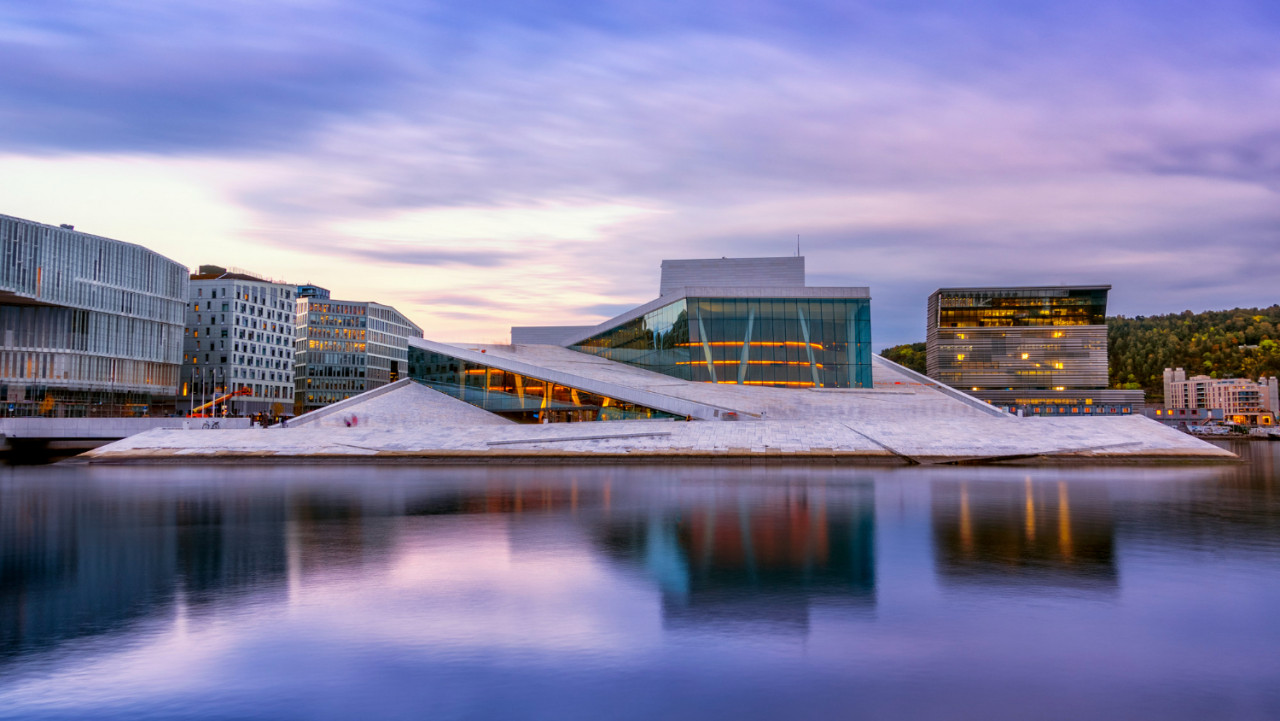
[81,357,1233,465]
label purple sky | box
[2,0,1277,346]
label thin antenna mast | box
[796,234,801,257]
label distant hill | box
[1108,306,1280,403]
[880,342,926,374]
[880,306,1280,404]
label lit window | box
[1021,353,1029,360]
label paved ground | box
[81,350,1234,464]
[289,379,513,429]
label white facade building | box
[181,266,297,416]
[1163,367,1278,426]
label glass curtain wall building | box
[570,297,872,388]
[294,296,423,414]
[180,266,297,417]
[926,286,1141,416]
[407,346,684,423]
[0,214,187,417]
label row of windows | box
[0,350,179,391]
[1,215,188,324]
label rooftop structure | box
[0,213,188,417]
[516,256,873,390]
[926,285,1142,416]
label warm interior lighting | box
[675,360,824,367]
[1021,353,1029,360]
[956,354,965,361]
[715,380,816,386]
[677,341,824,349]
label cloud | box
[341,246,517,268]
[2,0,1278,346]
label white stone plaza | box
[84,351,1233,464]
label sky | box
[1,0,1278,348]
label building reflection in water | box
[0,466,881,661]
[0,482,290,661]
[592,481,876,633]
[932,478,1117,592]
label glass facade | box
[934,288,1107,328]
[569,297,872,388]
[408,346,684,423]
[924,286,1138,415]
[295,299,423,413]
[0,214,187,417]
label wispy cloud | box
[1,0,1277,345]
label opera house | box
[84,257,1233,464]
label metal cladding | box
[659,256,806,297]
[0,213,188,416]
[925,285,1140,416]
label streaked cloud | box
[1,0,1277,345]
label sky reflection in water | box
[2,442,1279,720]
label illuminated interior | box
[407,346,684,423]
[569,297,872,388]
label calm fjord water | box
[2,442,1279,720]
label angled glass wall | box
[570,297,872,388]
[407,346,684,423]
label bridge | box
[1,417,252,462]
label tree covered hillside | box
[1108,306,1280,403]
[880,306,1280,404]
[880,342,927,374]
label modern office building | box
[1163,368,1277,426]
[926,285,1142,416]
[0,213,187,416]
[410,256,872,422]
[180,265,298,416]
[294,295,423,414]
[296,284,330,300]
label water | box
[2,442,1278,720]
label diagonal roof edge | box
[559,285,871,347]
[408,338,744,420]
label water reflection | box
[595,483,875,633]
[0,449,1279,720]
[932,479,1117,592]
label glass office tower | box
[570,297,873,388]
[0,214,187,417]
[294,297,423,413]
[926,286,1141,415]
